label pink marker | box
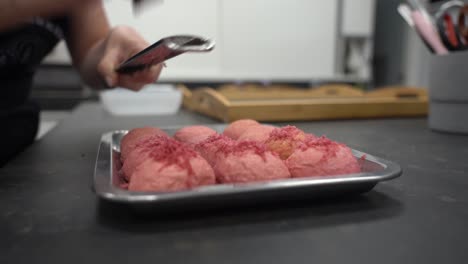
[411,11,449,55]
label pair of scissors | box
[435,1,468,51]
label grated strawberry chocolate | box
[217,140,268,157]
[264,126,310,160]
[119,127,169,162]
[286,135,361,177]
[136,135,198,175]
[266,126,305,142]
[124,133,216,192]
[196,134,232,148]
[296,136,343,161]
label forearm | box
[78,25,163,91]
[78,38,108,88]
[64,0,110,88]
[64,1,162,91]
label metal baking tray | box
[93,125,402,210]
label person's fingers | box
[111,26,149,57]
[98,26,161,89]
[125,70,155,83]
[116,79,147,91]
[97,27,147,88]
[117,74,151,90]
[150,63,163,82]
[128,64,163,83]
[116,63,163,89]
[97,47,121,87]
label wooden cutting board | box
[179,84,428,122]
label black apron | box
[0,17,68,166]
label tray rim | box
[93,128,402,204]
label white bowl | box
[99,84,182,116]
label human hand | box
[96,26,163,91]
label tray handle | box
[309,84,365,97]
[178,85,195,110]
[366,86,428,99]
[190,88,231,122]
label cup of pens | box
[400,0,468,133]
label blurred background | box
[34,0,440,136]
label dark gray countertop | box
[1,102,468,264]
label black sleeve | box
[50,16,70,39]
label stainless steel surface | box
[116,35,215,74]
[93,125,402,208]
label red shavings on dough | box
[298,136,344,160]
[196,134,232,148]
[218,140,265,154]
[266,126,304,142]
[300,135,334,148]
[136,135,198,176]
[217,140,270,161]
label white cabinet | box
[131,0,221,79]
[43,0,375,83]
[220,0,338,80]
[342,0,375,36]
